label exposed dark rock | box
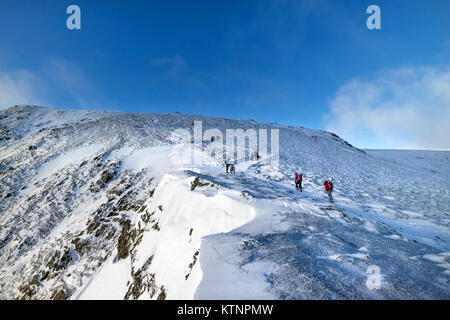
[157,286,166,300]
[117,219,132,260]
[51,289,68,300]
[190,177,210,191]
[124,256,155,300]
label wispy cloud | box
[0,58,109,110]
[324,66,450,149]
[0,70,46,110]
[44,58,100,108]
[150,55,188,77]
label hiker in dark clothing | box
[324,180,334,202]
[295,172,303,191]
[250,151,260,161]
[225,159,234,173]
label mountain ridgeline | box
[0,105,448,300]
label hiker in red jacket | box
[295,172,303,191]
[324,180,333,202]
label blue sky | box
[0,0,449,149]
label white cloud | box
[324,66,450,149]
[0,70,45,110]
[0,59,107,110]
[150,55,187,76]
[44,58,99,108]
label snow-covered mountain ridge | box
[0,105,448,299]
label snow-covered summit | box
[0,105,448,300]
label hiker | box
[225,159,232,173]
[295,172,303,191]
[250,151,260,161]
[225,157,236,174]
[324,180,333,202]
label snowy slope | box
[366,149,450,179]
[0,105,448,300]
